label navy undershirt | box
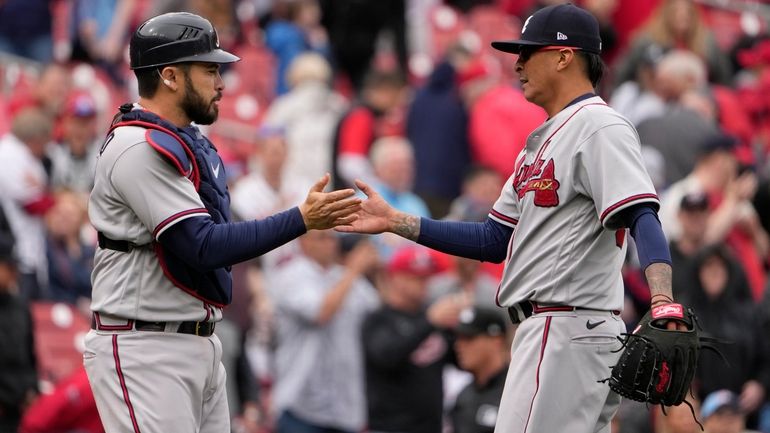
[417,203,670,269]
[158,207,306,270]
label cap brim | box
[491,40,551,54]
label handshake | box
[298,175,415,238]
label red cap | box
[457,58,490,86]
[64,92,97,118]
[387,246,442,277]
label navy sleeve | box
[417,217,512,263]
[620,204,672,270]
[158,207,307,270]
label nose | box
[215,71,225,92]
[515,60,524,74]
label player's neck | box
[543,81,596,118]
[138,97,192,128]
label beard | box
[181,75,219,125]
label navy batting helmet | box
[129,12,240,70]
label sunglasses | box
[517,45,580,62]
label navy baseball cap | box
[491,3,602,55]
[456,307,507,337]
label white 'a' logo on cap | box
[557,32,568,40]
[522,15,533,33]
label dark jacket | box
[407,61,470,202]
[683,247,770,400]
[363,305,454,433]
[0,293,37,410]
[451,367,508,433]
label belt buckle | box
[195,322,202,336]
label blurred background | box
[1,1,770,433]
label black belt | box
[507,301,620,325]
[97,232,145,252]
[91,315,215,337]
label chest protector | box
[108,105,232,306]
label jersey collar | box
[563,92,597,110]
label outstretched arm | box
[337,180,511,262]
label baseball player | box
[84,12,361,433]
[339,4,685,433]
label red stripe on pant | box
[524,316,552,433]
[112,335,142,433]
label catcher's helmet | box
[129,12,240,70]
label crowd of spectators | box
[1,0,770,432]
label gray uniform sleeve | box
[110,141,207,239]
[575,122,659,230]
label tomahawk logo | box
[556,32,568,40]
[512,158,560,207]
[522,15,533,33]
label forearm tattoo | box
[392,214,421,241]
[645,263,674,303]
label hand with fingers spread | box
[299,174,363,230]
[335,180,420,240]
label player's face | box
[180,63,224,125]
[391,273,429,307]
[515,46,566,107]
[454,334,492,372]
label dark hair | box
[135,63,191,98]
[577,51,605,88]
[135,68,161,98]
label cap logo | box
[556,32,568,41]
[522,15,533,34]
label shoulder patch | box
[145,129,198,183]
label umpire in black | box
[450,307,510,433]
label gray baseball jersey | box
[88,124,221,322]
[487,96,659,433]
[85,121,230,433]
[489,96,659,312]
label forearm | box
[645,263,674,304]
[417,217,511,263]
[159,208,307,270]
[704,198,740,244]
[621,204,673,304]
[389,211,421,241]
[316,270,359,324]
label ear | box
[159,67,178,91]
[555,49,577,72]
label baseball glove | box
[607,303,699,406]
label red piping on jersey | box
[152,208,209,239]
[531,302,575,313]
[600,193,659,224]
[94,312,134,331]
[113,335,142,433]
[111,120,201,190]
[524,316,552,433]
[153,243,227,308]
[490,209,518,225]
[531,102,608,164]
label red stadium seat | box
[30,302,91,385]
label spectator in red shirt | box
[19,367,104,433]
[331,70,407,189]
[459,57,546,179]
